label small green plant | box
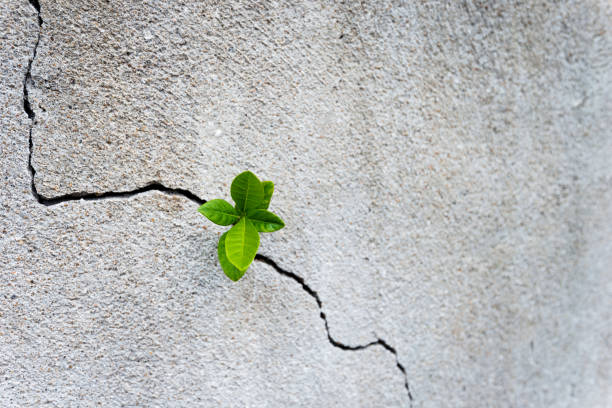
[198,171,285,281]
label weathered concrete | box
[2,0,611,406]
[2,2,407,406]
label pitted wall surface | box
[1,1,611,407]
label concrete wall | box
[1,0,610,406]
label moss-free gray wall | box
[1,1,611,406]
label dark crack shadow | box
[255,254,414,404]
[24,0,41,204]
[23,0,204,208]
[21,0,412,405]
[34,183,205,206]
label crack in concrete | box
[256,254,414,404]
[34,182,205,206]
[21,0,412,405]
[23,1,204,208]
[24,0,41,206]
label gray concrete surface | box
[2,0,612,406]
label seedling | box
[198,171,285,281]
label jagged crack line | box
[255,254,414,405]
[22,1,411,403]
[24,0,42,204]
[35,184,205,206]
[22,1,205,208]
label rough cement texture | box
[2,2,408,407]
[2,0,612,406]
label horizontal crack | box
[33,183,205,206]
[255,254,414,404]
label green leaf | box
[247,209,285,232]
[225,217,260,271]
[231,171,264,213]
[198,199,241,226]
[218,232,247,281]
[258,181,274,209]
